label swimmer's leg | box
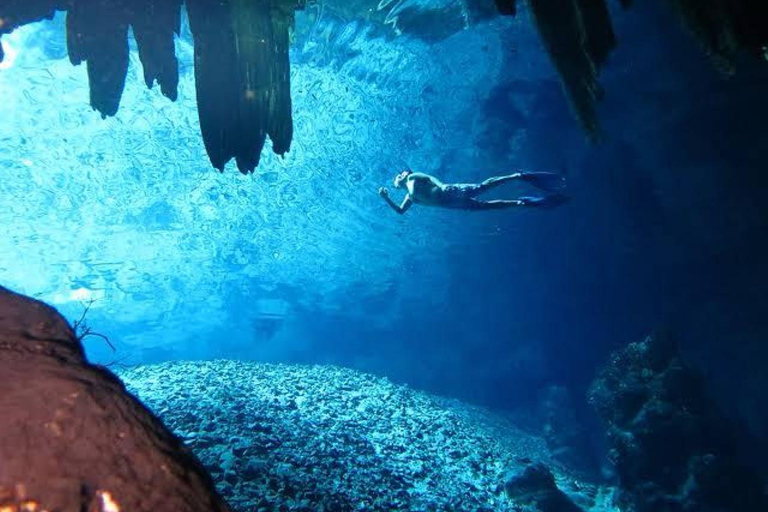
[475,171,566,195]
[467,194,570,210]
[475,174,522,194]
[467,199,525,210]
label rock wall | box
[588,333,768,512]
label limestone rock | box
[588,333,768,512]
[0,286,231,512]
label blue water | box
[2,1,768,448]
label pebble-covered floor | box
[117,361,616,512]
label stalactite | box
[130,0,182,101]
[67,0,130,118]
[267,4,297,156]
[230,0,274,171]
[527,0,611,138]
[3,0,304,172]
[3,0,768,169]
[185,0,240,171]
[187,0,303,173]
[664,0,739,74]
[664,0,768,68]
[231,0,304,171]
[575,0,616,68]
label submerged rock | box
[588,333,768,512]
[504,462,585,512]
[0,286,230,512]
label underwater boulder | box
[588,332,768,512]
[0,286,231,512]
[504,462,584,512]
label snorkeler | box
[378,170,569,214]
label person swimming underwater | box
[378,170,569,214]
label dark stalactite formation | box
[186,0,301,172]
[185,0,238,171]
[525,0,614,138]
[68,0,182,116]
[267,4,296,157]
[67,0,131,118]
[498,0,768,138]
[1,0,768,168]
[661,0,768,72]
[131,0,182,102]
[575,0,616,68]
[1,0,303,173]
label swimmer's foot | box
[518,193,570,209]
[518,172,567,192]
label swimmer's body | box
[378,170,569,215]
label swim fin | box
[519,172,567,192]
[519,193,570,209]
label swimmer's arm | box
[379,188,412,215]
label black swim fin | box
[519,172,567,192]
[519,193,570,209]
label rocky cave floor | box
[117,361,617,512]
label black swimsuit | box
[441,184,483,208]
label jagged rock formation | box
[0,0,304,173]
[526,0,615,138]
[0,286,231,512]
[588,333,768,512]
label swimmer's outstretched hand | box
[378,187,389,198]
